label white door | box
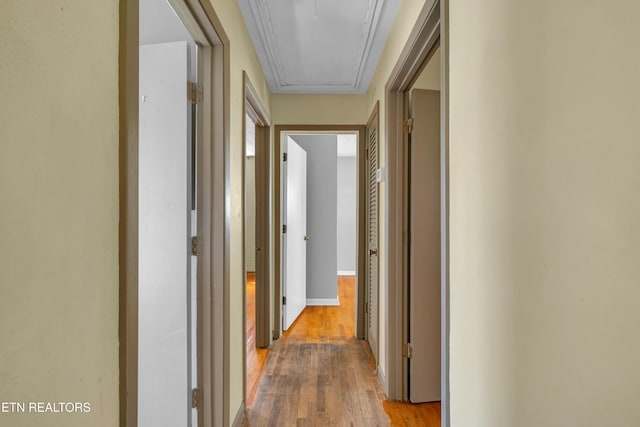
[139,41,194,427]
[283,137,308,330]
[409,89,441,403]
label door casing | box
[273,125,367,341]
[383,0,450,425]
[241,71,271,407]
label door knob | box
[369,248,378,256]
[304,235,311,241]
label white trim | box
[237,0,401,94]
[306,298,340,306]
[337,270,356,276]
[377,364,386,388]
[231,402,245,427]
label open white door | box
[409,89,441,403]
[139,41,194,427]
[283,137,308,330]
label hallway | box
[244,276,441,426]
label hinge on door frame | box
[403,118,414,134]
[282,296,287,305]
[187,81,203,104]
[283,152,287,162]
[191,236,199,256]
[282,224,287,234]
[403,342,414,358]
[191,388,198,409]
[365,301,369,314]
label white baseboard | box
[377,364,386,391]
[231,402,245,427]
[306,298,340,306]
[337,270,356,276]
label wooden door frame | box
[273,125,367,340]
[383,0,450,425]
[119,1,231,426]
[241,71,271,406]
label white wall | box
[337,156,357,274]
[245,113,256,272]
[0,1,119,425]
[291,134,338,302]
[448,0,640,426]
[245,157,256,272]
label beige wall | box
[366,0,437,385]
[0,1,119,426]
[206,0,271,423]
[409,47,441,105]
[272,94,368,125]
[448,0,640,426]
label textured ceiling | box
[238,0,401,94]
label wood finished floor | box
[246,272,270,408]
[244,275,440,426]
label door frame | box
[273,125,367,340]
[119,1,231,426]
[383,0,450,424]
[241,71,271,405]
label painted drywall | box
[448,0,640,426]
[408,46,441,104]
[272,94,368,125]
[206,0,272,421]
[0,1,119,426]
[245,156,256,272]
[337,157,357,274]
[291,135,338,301]
[366,0,437,385]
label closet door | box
[409,89,441,403]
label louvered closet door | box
[366,117,379,363]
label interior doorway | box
[120,0,229,425]
[383,0,448,424]
[273,127,368,349]
[406,46,442,404]
[137,1,198,425]
[242,73,271,409]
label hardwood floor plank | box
[246,272,270,408]
[245,276,440,426]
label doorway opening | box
[405,45,442,406]
[242,73,271,409]
[383,0,448,424]
[120,0,230,425]
[273,126,368,350]
[244,112,265,409]
[137,1,198,425]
